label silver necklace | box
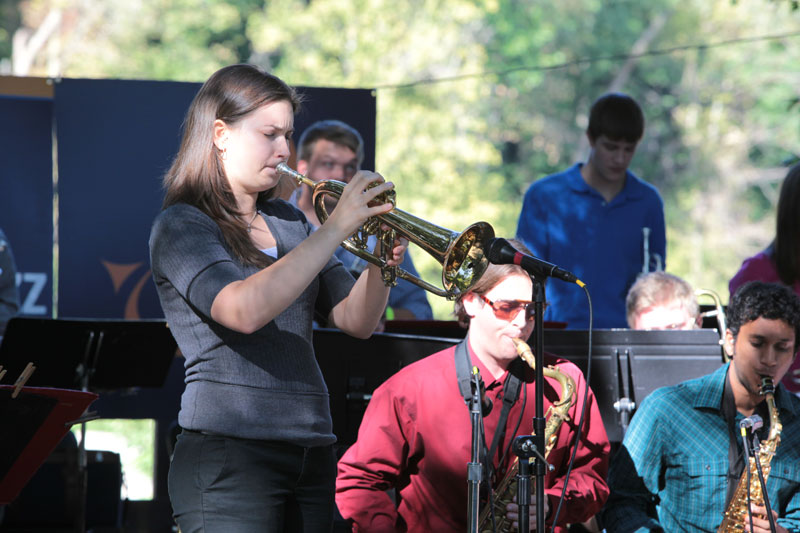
[246,210,261,233]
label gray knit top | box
[149,200,354,446]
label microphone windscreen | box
[486,237,514,264]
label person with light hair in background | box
[626,271,701,330]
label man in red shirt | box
[335,243,610,531]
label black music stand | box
[0,317,177,531]
[313,327,459,448]
[0,386,97,505]
[0,317,177,391]
[541,328,725,443]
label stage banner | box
[55,78,200,319]
[0,95,54,318]
[292,87,377,171]
[55,78,375,319]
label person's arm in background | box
[601,393,666,533]
[334,238,432,321]
[0,228,20,336]
[645,192,666,272]
[386,253,433,320]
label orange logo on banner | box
[101,260,152,319]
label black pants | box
[168,430,337,533]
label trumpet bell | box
[387,212,494,298]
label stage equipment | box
[695,288,728,360]
[277,162,494,299]
[0,317,177,532]
[540,328,725,443]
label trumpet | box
[695,288,728,361]
[276,162,494,300]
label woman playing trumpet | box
[149,64,407,533]
[336,240,610,532]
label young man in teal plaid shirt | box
[603,281,800,532]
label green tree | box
[249,0,507,317]
[9,0,800,313]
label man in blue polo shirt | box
[516,93,665,328]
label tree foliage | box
[5,0,800,316]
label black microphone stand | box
[751,433,778,533]
[524,276,547,533]
[467,371,484,533]
[513,435,550,533]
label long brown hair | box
[772,163,800,285]
[163,64,301,267]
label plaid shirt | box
[602,363,800,532]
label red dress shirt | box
[336,342,610,532]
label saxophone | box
[478,337,576,532]
[718,376,782,532]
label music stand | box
[541,328,725,443]
[0,317,178,531]
[0,386,97,504]
[0,317,178,391]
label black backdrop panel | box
[54,78,376,319]
[537,328,723,443]
[0,95,54,318]
[313,328,458,448]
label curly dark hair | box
[727,281,800,343]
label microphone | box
[486,238,583,286]
[739,414,763,431]
[471,368,493,417]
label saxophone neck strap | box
[455,337,523,469]
[722,366,752,510]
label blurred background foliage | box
[3,0,800,319]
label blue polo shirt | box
[335,236,433,320]
[515,163,665,328]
